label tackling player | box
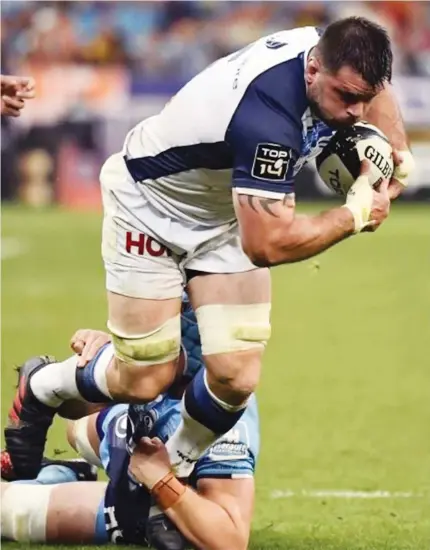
[5,18,415,483]
[2,326,257,550]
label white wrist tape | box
[393,150,415,188]
[342,174,373,233]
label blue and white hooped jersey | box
[123,26,334,228]
[98,397,259,545]
[99,395,259,484]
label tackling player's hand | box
[129,437,172,490]
[70,329,111,367]
[1,75,35,117]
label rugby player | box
[5,18,415,482]
[2,325,257,550]
[1,75,35,116]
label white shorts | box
[100,153,257,299]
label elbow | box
[242,234,295,267]
[241,231,278,267]
[243,242,272,268]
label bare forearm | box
[166,488,247,550]
[365,84,409,150]
[255,206,355,267]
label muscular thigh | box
[187,269,271,400]
[187,269,271,308]
[108,292,181,335]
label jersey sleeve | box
[226,58,306,198]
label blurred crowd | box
[2,1,430,83]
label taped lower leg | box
[73,417,102,468]
[2,484,52,541]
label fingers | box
[137,437,163,451]
[78,335,109,367]
[1,96,25,117]
[377,178,390,193]
[359,159,371,176]
[1,104,20,117]
[70,329,111,367]
[1,76,35,116]
[71,339,85,354]
[136,437,159,454]
[3,96,25,110]
[70,329,91,351]
[16,77,36,99]
[151,437,164,450]
[16,89,35,100]
[387,180,403,201]
[392,149,404,167]
[17,76,35,89]
[0,75,18,93]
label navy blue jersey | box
[122,27,335,235]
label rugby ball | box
[316,122,394,196]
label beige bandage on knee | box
[2,484,52,541]
[73,417,102,468]
[195,303,271,356]
[108,314,181,367]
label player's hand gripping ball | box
[316,122,394,196]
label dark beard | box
[308,97,355,130]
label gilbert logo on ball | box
[316,122,394,196]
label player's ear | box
[305,54,321,85]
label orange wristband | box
[151,472,186,510]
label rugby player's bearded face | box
[305,54,381,129]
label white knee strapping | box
[73,417,102,468]
[108,314,181,367]
[1,484,52,541]
[195,303,271,356]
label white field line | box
[271,489,425,499]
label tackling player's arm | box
[166,477,253,550]
[364,83,415,199]
[227,71,388,268]
[129,437,254,550]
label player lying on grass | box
[1,302,258,550]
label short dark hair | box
[317,17,392,87]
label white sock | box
[30,356,82,407]
[165,403,217,478]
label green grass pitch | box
[2,203,430,549]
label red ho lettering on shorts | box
[125,232,170,257]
